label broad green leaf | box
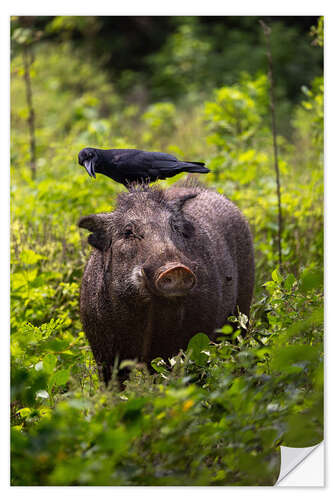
[49,369,70,389]
[300,269,323,292]
[20,249,46,266]
[284,273,296,291]
[219,325,233,335]
[187,333,210,366]
[45,338,70,352]
[270,344,321,373]
[151,357,168,374]
[43,353,57,373]
[16,407,32,418]
[271,269,282,283]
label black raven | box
[78,148,209,187]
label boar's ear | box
[78,214,112,251]
[169,194,197,239]
[168,193,197,212]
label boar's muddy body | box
[79,181,254,384]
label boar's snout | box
[154,263,196,297]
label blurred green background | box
[10,16,323,486]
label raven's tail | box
[180,161,210,174]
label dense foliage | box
[10,16,323,486]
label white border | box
[2,1,331,497]
[277,443,324,486]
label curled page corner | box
[276,442,324,486]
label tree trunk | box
[22,44,36,180]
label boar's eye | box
[171,216,194,239]
[123,223,141,240]
[124,225,134,238]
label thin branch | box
[22,44,36,180]
[259,20,283,269]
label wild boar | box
[79,181,254,384]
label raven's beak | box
[83,160,96,178]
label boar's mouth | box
[155,263,196,297]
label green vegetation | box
[10,16,323,485]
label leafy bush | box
[142,102,177,148]
[11,268,323,485]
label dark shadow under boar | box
[79,181,254,384]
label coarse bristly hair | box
[173,174,208,190]
[79,172,255,386]
[116,183,167,212]
[116,176,209,210]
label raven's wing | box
[106,149,207,180]
[110,150,179,178]
[112,150,177,166]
